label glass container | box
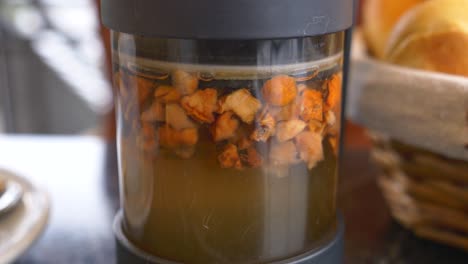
[112,33,344,263]
[102,0,353,263]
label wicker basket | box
[370,132,468,251]
[347,31,468,251]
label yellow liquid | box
[120,136,337,263]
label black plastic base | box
[114,210,344,264]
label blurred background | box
[0,0,112,135]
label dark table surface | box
[0,135,466,264]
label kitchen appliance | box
[101,0,353,263]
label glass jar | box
[111,33,344,263]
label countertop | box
[0,135,466,263]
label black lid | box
[101,0,353,39]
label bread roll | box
[385,0,468,76]
[363,0,424,58]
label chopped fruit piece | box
[237,137,253,150]
[325,73,342,110]
[299,89,323,122]
[141,122,155,139]
[269,141,300,166]
[276,120,307,142]
[159,126,198,148]
[270,104,300,121]
[325,110,336,127]
[154,85,181,103]
[308,120,326,135]
[181,88,218,123]
[241,147,262,168]
[174,146,196,159]
[251,110,276,142]
[211,111,240,142]
[117,67,343,171]
[165,104,196,130]
[178,128,199,146]
[172,70,198,95]
[154,85,172,97]
[218,143,242,169]
[163,90,182,103]
[295,131,324,169]
[218,89,262,124]
[128,75,154,104]
[262,75,297,106]
[325,110,340,136]
[141,102,165,122]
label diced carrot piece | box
[262,75,297,106]
[299,89,323,122]
[325,73,342,110]
[181,88,218,123]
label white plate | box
[0,169,50,263]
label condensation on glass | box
[112,32,344,263]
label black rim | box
[113,210,344,264]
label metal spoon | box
[0,180,23,216]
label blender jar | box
[102,0,353,263]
